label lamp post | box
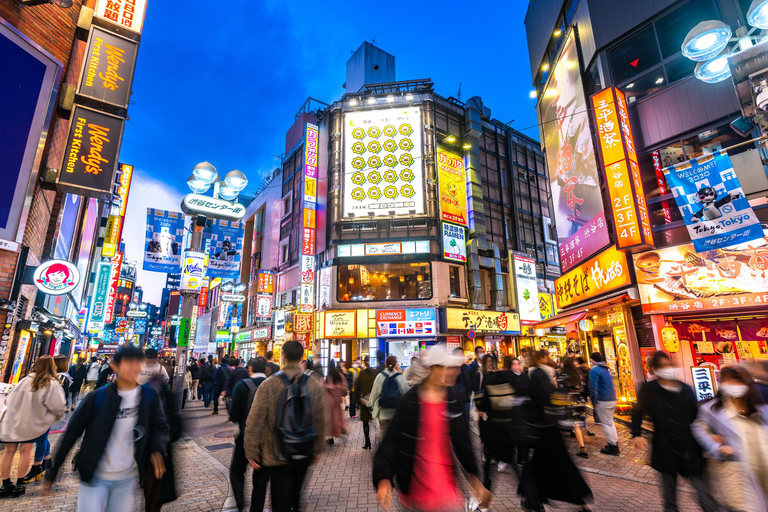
[220,281,247,355]
[175,162,248,397]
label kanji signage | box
[376,309,436,337]
[445,308,521,335]
[554,245,632,309]
[294,313,314,333]
[300,124,319,314]
[591,87,653,249]
[437,148,468,226]
[539,293,555,320]
[78,27,138,109]
[178,318,191,348]
[94,0,148,35]
[442,223,466,262]
[691,366,717,401]
[59,106,124,197]
[257,270,274,294]
[181,194,246,221]
[103,163,133,258]
[513,254,540,325]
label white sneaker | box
[466,497,480,511]
[498,461,507,473]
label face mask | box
[654,368,677,381]
[720,383,749,398]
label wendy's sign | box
[78,27,138,109]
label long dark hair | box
[327,359,342,384]
[713,365,764,414]
[561,356,582,389]
[481,354,494,374]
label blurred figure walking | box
[68,357,88,411]
[369,356,408,442]
[589,352,619,455]
[325,360,348,444]
[356,356,379,450]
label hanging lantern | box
[661,323,680,353]
[579,318,594,332]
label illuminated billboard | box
[538,30,610,271]
[437,148,468,226]
[554,245,632,309]
[343,107,424,218]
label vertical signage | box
[651,151,673,225]
[180,251,206,292]
[437,148,468,226]
[94,0,148,35]
[300,124,319,313]
[77,27,138,109]
[178,318,191,348]
[591,87,653,249]
[513,254,540,325]
[88,261,113,332]
[442,223,466,262]
[103,163,134,257]
[104,252,124,323]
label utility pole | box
[174,218,203,396]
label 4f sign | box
[34,260,79,296]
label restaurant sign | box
[59,106,124,197]
[376,309,436,337]
[78,27,138,109]
[94,0,148,35]
[445,308,521,335]
[554,245,632,309]
[324,311,357,338]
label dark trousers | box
[202,381,213,408]
[362,421,371,446]
[660,473,720,512]
[212,387,221,413]
[230,435,270,511]
[268,461,310,512]
[348,392,356,417]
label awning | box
[533,291,634,330]
[534,311,587,330]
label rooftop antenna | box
[458,82,462,102]
[370,35,377,46]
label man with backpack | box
[229,357,268,512]
[369,356,409,442]
[244,341,326,512]
[83,356,101,394]
[212,357,232,415]
[200,355,215,408]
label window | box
[280,239,290,264]
[449,265,463,298]
[608,26,662,84]
[337,262,432,302]
[655,0,718,59]
[683,125,749,159]
[479,269,490,306]
[281,192,292,218]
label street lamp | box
[681,21,731,61]
[748,0,768,29]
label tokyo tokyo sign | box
[300,124,319,313]
[591,87,653,249]
[554,245,632,309]
[538,30,610,271]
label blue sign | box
[143,209,185,273]
[202,219,244,278]
[664,151,763,252]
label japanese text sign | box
[257,270,274,294]
[437,148,468,226]
[324,311,356,338]
[513,254,540,325]
[293,313,314,333]
[554,245,632,309]
[143,209,184,273]
[691,366,717,401]
[445,308,521,335]
[442,223,466,262]
[94,0,148,35]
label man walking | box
[347,358,361,418]
[245,341,326,512]
[589,352,619,455]
[265,351,279,376]
[44,345,169,511]
[200,355,215,408]
[188,358,201,401]
[137,348,170,386]
[212,357,231,415]
[83,356,101,394]
[229,357,268,511]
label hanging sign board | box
[93,0,148,35]
[33,260,79,296]
[77,27,138,109]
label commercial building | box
[525,0,768,403]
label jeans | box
[594,400,618,445]
[230,435,270,511]
[77,475,136,512]
[348,392,356,418]
[202,381,214,408]
[269,461,310,512]
[32,429,50,463]
[661,473,720,512]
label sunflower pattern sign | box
[343,107,424,218]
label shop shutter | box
[631,305,656,348]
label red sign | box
[302,228,315,256]
[104,252,123,323]
[294,314,314,333]
[198,286,209,309]
[118,320,128,328]
[376,310,406,322]
[651,151,672,225]
[446,335,462,345]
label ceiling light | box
[694,50,732,83]
[748,0,768,29]
[655,77,665,85]
[366,98,376,105]
[528,90,537,99]
[681,20,732,61]
[462,143,472,150]
[349,98,358,106]
[224,169,248,191]
[187,175,211,194]
[192,161,219,184]
[541,63,550,71]
[626,83,635,89]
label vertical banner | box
[663,151,763,252]
[180,251,206,293]
[143,209,185,272]
[103,163,134,257]
[203,219,245,278]
[300,124,319,313]
[437,148,468,226]
[256,270,274,319]
[513,254,540,325]
[442,222,466,262]
[88,261,113,332]
[104,252,123,323]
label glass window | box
[656,0,718,59]
[608,26,662,84]
[621,69,667,103]
[337,262,432,302]
[584,60,603,99]
[683,125,748,159]
[665,55,696,84]
[449,266,463,298]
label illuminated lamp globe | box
[217,184,239,201]
[681,20,731,61]
[187,175,211,194]
[224,169,248,191]
[220,282,234,292]
[192,161,219,185]
[748,0,768,28]
[694,50,732,83]
[233,283,246,293]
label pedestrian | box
[404,351,429,386]
[337,360,350,412]
[182,365,192,409]
[143,369,181,512]
[369,356,408,443]
[692,365,768,511]
[373,343,492,512]
[244,341,326,512]
[83,356,101,394]
[96,357,114,389]
[508,356,532,468]
[468,345,485,388]
[200,355,215,408]
[212,357,231,415]
[348,358,361,419]
[0,355,66,496]
[69,357,88,410]
[518,350,593,512]
[229,357,268,512]
[188,358,201,401]
[474,354,498,487]
[559,356,589,458]
[375,350,386,373]
[265,350,279,376]
[54,354,73,411]
[356,356,378,450]
[137,348,170,386]
[227,358,249,396]
[631,351,718,512]
[44,344,169,512]
[451,347,473,415]
[588,352,620,455]
[325,360,348,445]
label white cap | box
[426,343,464,368]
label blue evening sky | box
[119,0,538,195]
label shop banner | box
[691,366,717,401]
[663,151,763,252]
[103,163,133,258]
[376,309,436,337]
[539,293,555,320]
[538,30,610,271]
[203,219,244,278]
[445,308,521,335]
[143,208,184,273]
[77,27,138,109]
[442,223,466,262]
[633,234,768,314]
[88,261,113,332]
[343,107,424,218]
[94,0,148,34]
[437,148,468,226]
[104,252,123,323]
[738,319,768,341]
[324,311,356,338]
[513,254,540,324]
[274,310,286,339]
[180,251,206,293]
[554,245,632,309]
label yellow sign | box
[437,148,468,226]
[324,311,357,338]
[555,245,632,309]
[445,308,521,334]
[661,325,680,353]
[539,293,554,320]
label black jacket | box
[69,364,87,393]
[228,376,265,432]
[630,380,705,476]
[188,363,201,381]
[372,385,478,494]
[200,362,214,382]
[450,364,472,405]
[226,367,250,396]
[47,383,169,485]
[213,365,231,393]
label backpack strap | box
[276,371,292,386]
[242,378,257,392]
[92,385,108,413]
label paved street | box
[1,396,703,511]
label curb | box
[179,431,237,511]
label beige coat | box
[244,363,326,467]
[0,374,66,442]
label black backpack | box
[241,377,264,420]
[274,372,316,462]
[378,372,403,409]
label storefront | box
[516,325,567,361]
[442,308,521,361]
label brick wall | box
[0,1,84,65]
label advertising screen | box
[538,30,610,271]
[513,254,540,325]
[343,107,423,218]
